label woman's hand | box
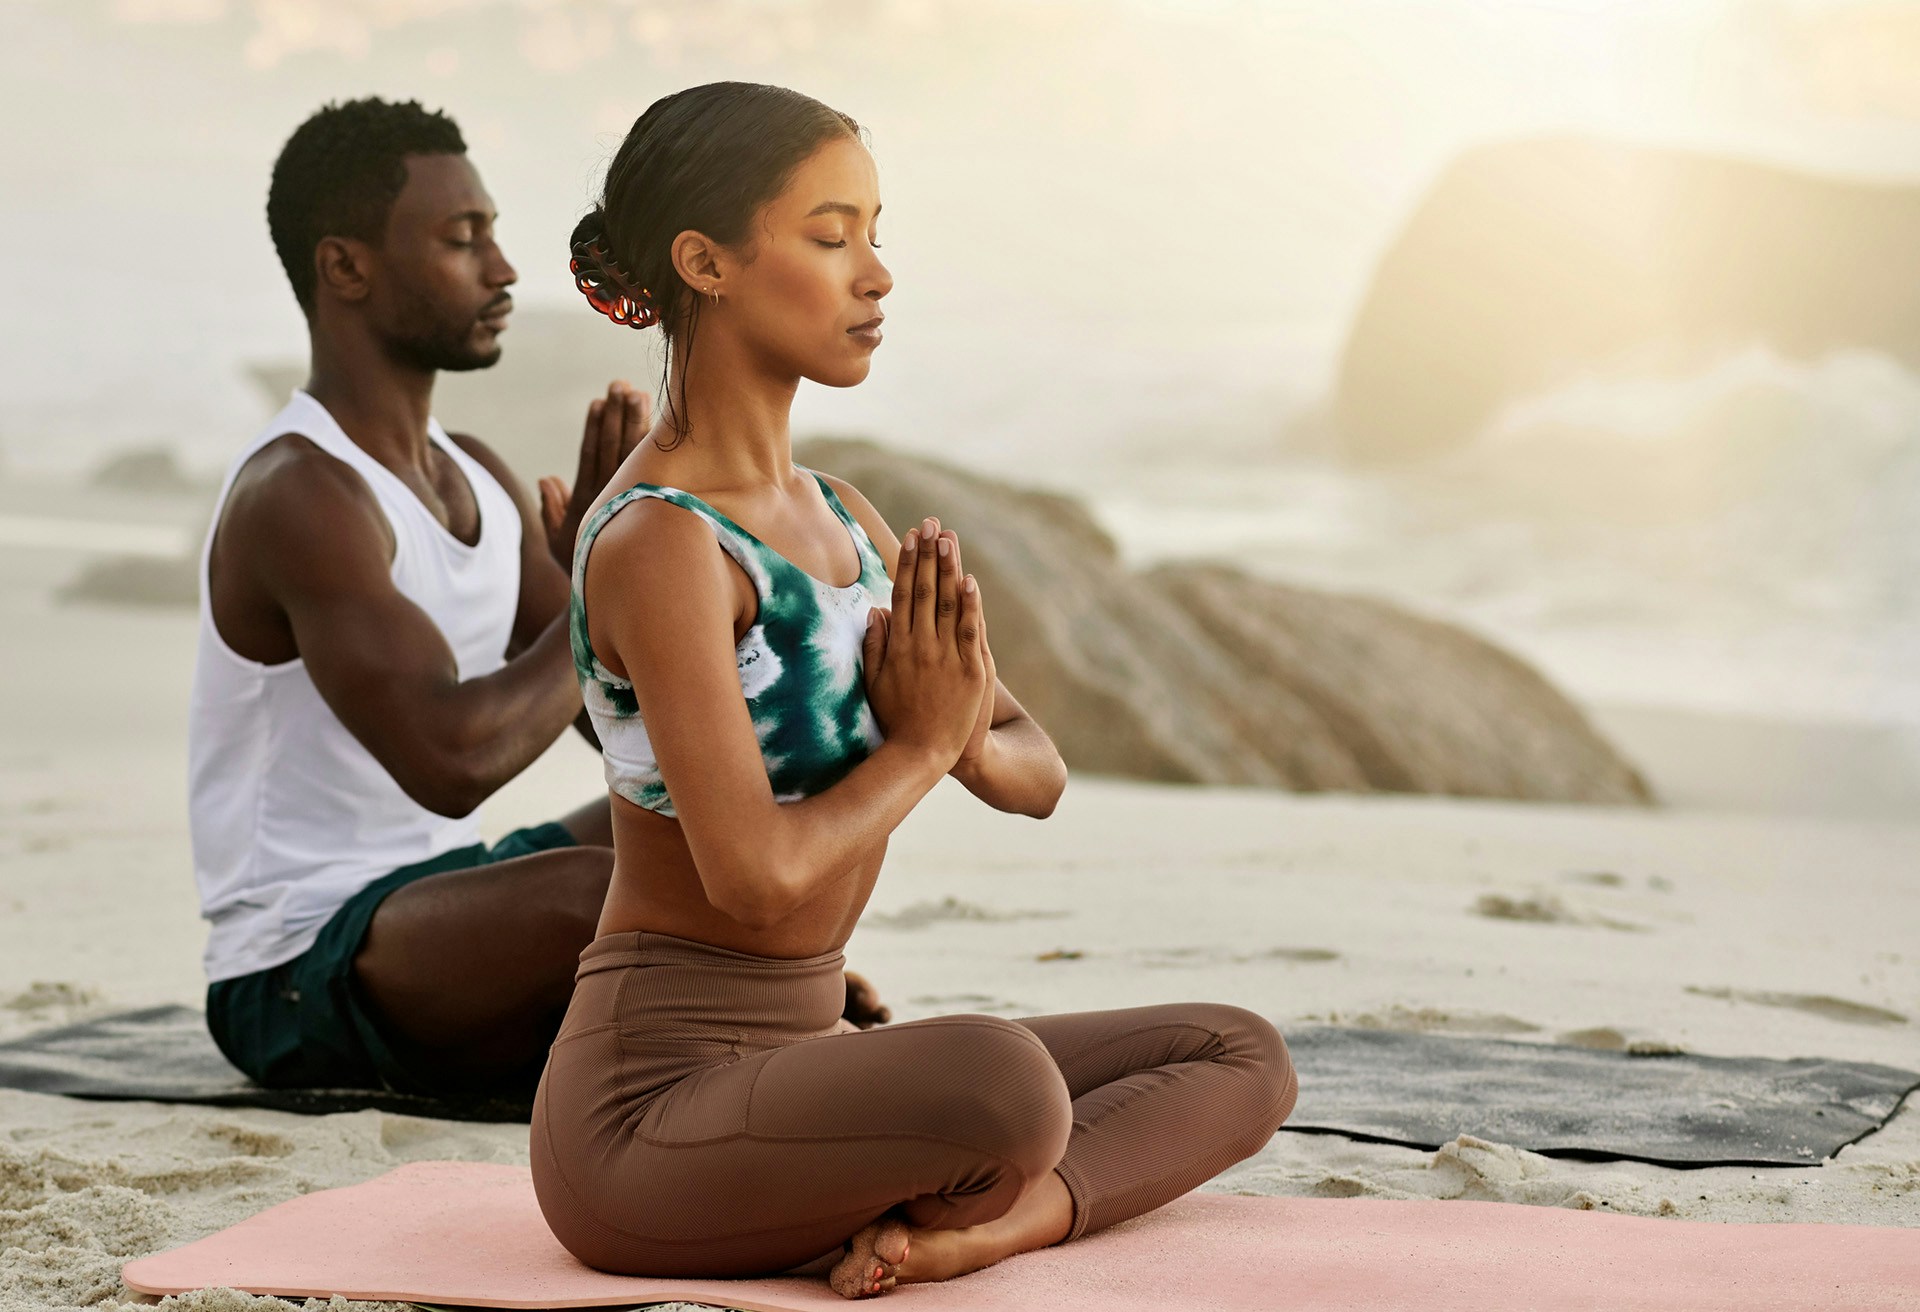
[860,516,987,770]
[943,533,998,769]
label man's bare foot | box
[828,1219,909,1299]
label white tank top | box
[189,391,523,982]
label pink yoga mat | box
[122,1161,1919,1311]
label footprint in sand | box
[196,1123,296,1159]
[1254,947,1340,964]
[2,981,102,1013]
[1314,1005,1541,1036]
[1685,986,1908,1027]
[1556,1027,1687,1055]
[1473,893,1645,933]
[1134,946,1340,968]
[1562,870,1675,894]
[862,897,1069,931]
[908,993,1028,1015]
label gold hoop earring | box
[706,286,719,307]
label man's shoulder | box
[218,432,391,569]
[230,430,382,516]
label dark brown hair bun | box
[568,209,658,329]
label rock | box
[1334,137,1920,461]
[1151,562,1651,802]
[796,436,1651,804]
[57,555,198,609]
[89,447,211,494]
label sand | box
[2,501,1917,1311]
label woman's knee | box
[930,1016,1074,1172]
[1185,1003,1298,1128]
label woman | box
[531,81,1297,1299]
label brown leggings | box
[530,931,1297,1277]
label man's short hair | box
[267,97,467,313]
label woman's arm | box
[821,473,1068,819]
[586,496,984,929]
[950,689,1067,819]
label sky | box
[3,0,1917,473]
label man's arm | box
[233,443,581,818]
[452,432,572,659]
[448,432,599,749]
[452,385,653,751]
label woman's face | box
[712,135,891,389]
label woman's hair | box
[571,82,863,445]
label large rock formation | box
[1335,137,1920,462]
[797,437,1651,805]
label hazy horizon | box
[5,0,1919,471]
[3,0,1917,731]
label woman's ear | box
[670,230,726,297]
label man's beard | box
[381,289,503,374]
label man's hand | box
[539,381,652,570]
[842,969,892,1029]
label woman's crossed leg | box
[531,1001,1294,1298]
[839,1002,1297,1296]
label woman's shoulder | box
[808,469,900,557]
[583,487,733,584]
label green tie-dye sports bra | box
[570,470,891,819]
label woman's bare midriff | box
[594,793,887,959]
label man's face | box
[368,153,517,373]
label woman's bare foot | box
[827,1172,1075,1298]
[828,1219,910,1299]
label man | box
[191,97,885,1099]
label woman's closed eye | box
[816,239,883,249]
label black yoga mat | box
[2,1007,1913,1169]
[1282,1026,1919,1168]
[0,1006,532,1123]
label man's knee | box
[357,844,614,995]
[535,845,616,941]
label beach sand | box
[2,516,1917,1310]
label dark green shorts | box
[205,821,577,1097]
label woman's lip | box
[848,321,883,345]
